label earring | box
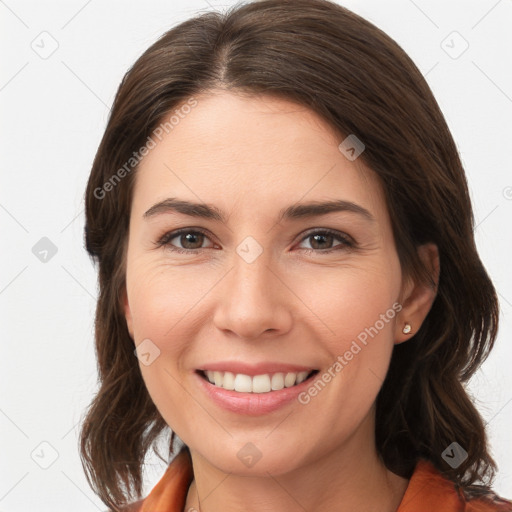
[402,323,412,334]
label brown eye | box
[156,228,354,255]
[298,229,354,254]
[156,229,214,253]
[175,232,206,250]
[308,233,335,250]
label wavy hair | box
[80,0,503,509]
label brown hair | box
[80,0,504,509]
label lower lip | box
[195,371,318,416]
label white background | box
[1,0,511,510]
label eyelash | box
[155,227,355,255]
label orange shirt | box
[127,448,511,511]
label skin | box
[123,91,439,512]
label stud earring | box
[402,323,412,334]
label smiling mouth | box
[197,369,319,393]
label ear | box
[395,243,439,344]
[122,286,135,340]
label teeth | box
[223,371,235,390]
[203,370,312,393]
[298,370,309,383]
[214,371,223,387]
[234,373,252,392]
[271,372,285,390]
[284,372,296,387]
[252,374,271,393]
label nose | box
[212,250,293,341]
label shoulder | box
[463,493,512,511]
[398,459,512,512]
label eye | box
[297,229,355,254]
[155,228,355,254]
[155,228,215,254]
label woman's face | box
[123,91,412,475]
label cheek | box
[292,266,401,436]
[294,258,400,342]
[126,257,209,344]
[126,263,201,433]
[291,257,402,414]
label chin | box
[189,438,310,477]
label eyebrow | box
[143,198,375,223]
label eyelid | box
[155,227,215,249]
[298,227,355,246]
[155,226,356,252]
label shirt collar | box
[140,449,504,512]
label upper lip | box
[197,361,317,376]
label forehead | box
[131,91,386,224]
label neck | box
[183,416,409,512]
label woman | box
[80,0,512,510]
